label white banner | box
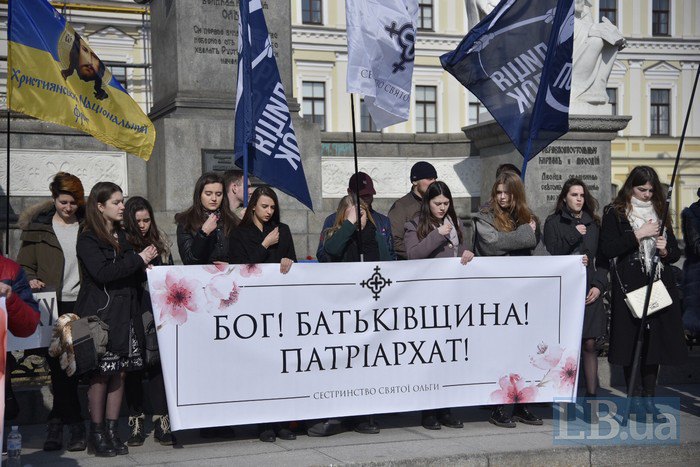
[148,257,586,431]
[7,291,58,351]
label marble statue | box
[571,0,626,113]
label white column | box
[680,61,699,137]
[628,60,644,135]
[683,0,694,38]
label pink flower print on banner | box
[240,264,262,277]
[530,342,564,370]
[152,271,205,327]
[203,263,229,274]
[207,274,240,310]
[554,356,578,391]
[490,373,538,404]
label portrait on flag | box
[149,256,586,430]
[7,0,155,160]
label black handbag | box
[142,310,160,367]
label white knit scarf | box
[627,197,662,278]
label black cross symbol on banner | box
[360,266,393,301]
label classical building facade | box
[1,0,699,239]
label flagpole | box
[5,109,10,255]
[349,94,363,262]
[621,64,700,425]
[243,146,249,208]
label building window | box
[415,85,437,133]
[110,64,127,91]
[650,88,670,136]
[606,88,617,115]
[652,0,670,36]
[302,0,322,25]
[418,1,433,31]
[360,99,380,132]
[302,81,325,131]
[468,102,482,125]
[599,0,617,24]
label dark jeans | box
[47,301,83,424]
[124,365,168,416]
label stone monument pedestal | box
[463,115,631,222]
[147,0,321,260]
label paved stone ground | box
[6,384,700,466]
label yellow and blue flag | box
[7,0,155,160]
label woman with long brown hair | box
[122,196,175,446]
[404,180,473,431]
[473,171,542,428]
[175,172,238,265]
[76,183,157,457]
[600,166,686,420]
[544,178,607,406]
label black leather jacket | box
[176,222,230,265]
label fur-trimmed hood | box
[17,200,55,231]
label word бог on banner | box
[148,257,586,430]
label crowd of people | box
[4,161,697,456]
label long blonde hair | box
[484,172,534,232]
[324,195,375,240]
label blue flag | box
[440,0,574,175]
[234,0,312,210]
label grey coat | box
[472,211,538,257]
[404,216,469,259]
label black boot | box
[43,420,63,451]
[67,422,87,451]
[127,414,146,446]
[105,419,129,455]
[154,414,176,446]
[87,422,116,457]
[489,405,516,428]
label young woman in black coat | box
[544,178,608,399]
[229,186,297,442]
[229,185,296,274]
[76,183,158,457]
[175,172,238,265]
[599,166,687,419]
[122,196,175,446]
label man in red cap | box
[316,172,395,263]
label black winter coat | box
[75,229,146,356]
[682,201,700,332]
[544,208,608,338]
[229,222,296,264]
[176,221,230,265]
[599,205,687,366]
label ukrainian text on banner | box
[8,0,155,160]
[148,257,586,430]
[7,291,58,351]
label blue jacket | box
[316,209,395,262]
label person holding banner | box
[229,185,297,442]
[473,172,543,428]
[17,172,87,452]
[76,182,158,457]
[543,179,608,403]
[176,172,238,266]
[600,166,687,419]
[403,180,473,430]
[123,196,175,446]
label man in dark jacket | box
[388,161,437,259]
[316,172,395,262]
